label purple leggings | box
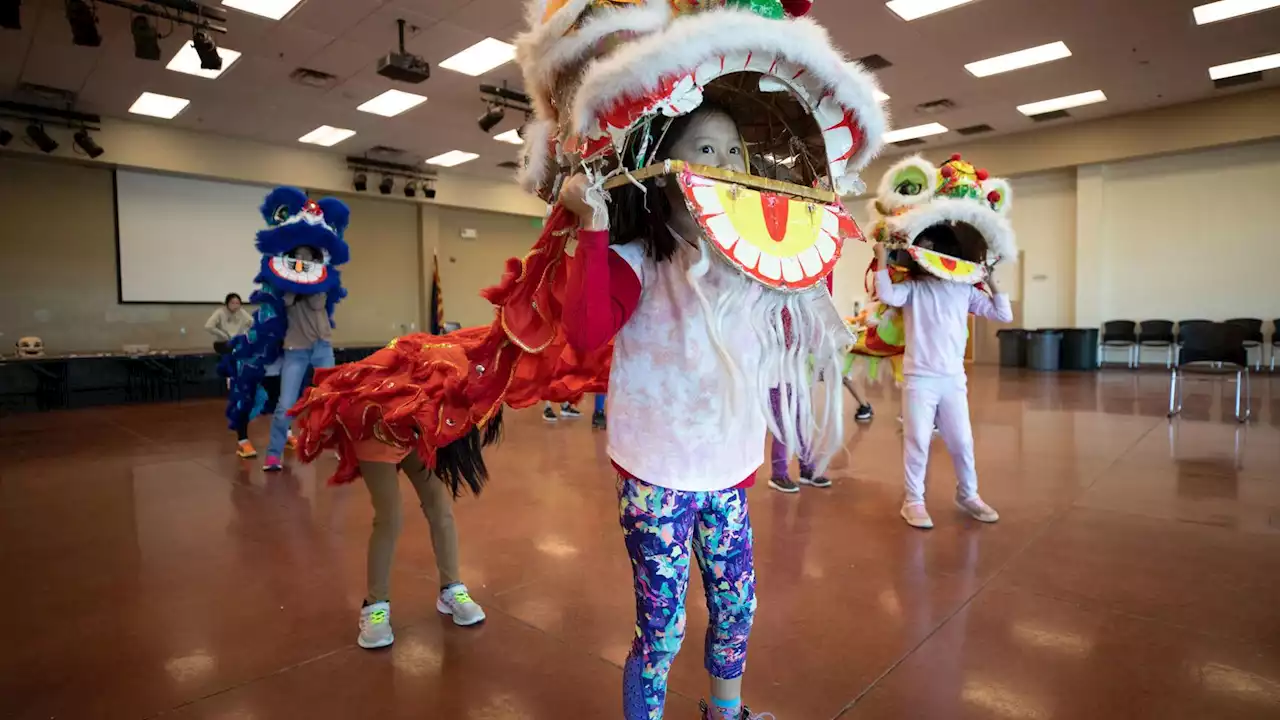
[769,386,814,479]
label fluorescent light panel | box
[426,151,480,167]
[439,38,517,76]
[886,0,975,21]
[882,122,948,143]
[1016,90,1106,116]
[1193,0,1280,24]
[357,89,427,117]
[965,41,1071,77]
[298,125,356,147]
[222,0,305,21]
[874,89,891,102]
[1209,52,1280,79]
[129,92,190,119]
[493,129,523,145]
[166,40,242,79]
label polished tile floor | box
[2,367,1280,720]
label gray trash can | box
[1027,330,1063,371]
[997,329,1028,368]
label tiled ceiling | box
[1,0,1278,183]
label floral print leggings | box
[618,476,758,720]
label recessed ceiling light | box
[439,38,517,76]
[129,92,190,119]
[1193,0,1280,24]
[882,122,948,143]
[1016,90,1107,116]
[493,129,524,145]
[222,0,305,21]
[1209,51,1280,80]
[357,89,427,117]
[298,125,356,147]
[426,151,480,167]
[965,41,1071,78]
[885,0,975,21]
[166,40,241,79]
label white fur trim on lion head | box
[571,9,887,177]
[516,0,673,124]
[871,153,1018,264]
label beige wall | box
[433,207,544,329]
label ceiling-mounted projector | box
[377,18,429,84]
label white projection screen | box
[115,170,272,303]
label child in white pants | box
[873,242,1013,529]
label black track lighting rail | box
[0,101,101,131]
[98,0,227,34]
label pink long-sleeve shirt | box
[875,269,1013,378]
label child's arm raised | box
[561,175,642,353]
[872,242,912,308]
[969,272,1013,323]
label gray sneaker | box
[437,583,486,626]
[357,601,394,649]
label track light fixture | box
[1,0,20,30]
[130,14,161,61]
[379,175,394,195]
[192,29,222,71]
[423,183,437,200]
[403,180,417,198]
[477,104,505,133]
[65,0,101,47]
[353,172,368,192]
[26,124,58,154]
[0,128,12,147]
[73,129,103,158]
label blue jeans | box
[595,394,606,414]
[267,340,334,458]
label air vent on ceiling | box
[17,82,76,104]
[367,145,408,156]
[289,67,338,89]
[1029,109,1071,122]
[891,138,927,148]
[957,123,994,136]
[855,54,892,71]
[496,160,520,170]
[1214,71,1262,89]
[915,98,955,115]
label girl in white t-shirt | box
[561,106,849,720]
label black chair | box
[1100,320,1137,368]
[1168,322,1251,422]
[1272,319,1279,372]
[1174,319,1213,366]
[1225,318,1264,371]
[1137,320,1175,369]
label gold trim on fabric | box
[603,161,838,204]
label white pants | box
[902,374,978,504]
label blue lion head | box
[255,187,351,296]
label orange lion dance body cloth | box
[290,206,611,492]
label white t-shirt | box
[607,239,767,492]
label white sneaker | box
[437,583,486,626]
[900,502,934,529]
[956,494,1000,523]
[358,601,394,649]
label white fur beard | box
[686,239,850,475]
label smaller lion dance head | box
[255,187,350,295]
[844,154,1017,385]
[870,153,1015,284]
